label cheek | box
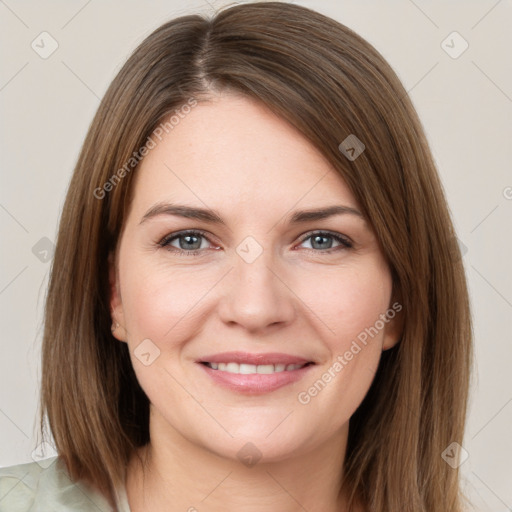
[118,258,211,404]
[119,254,215,342]
[294,262,392,427]
[297,261,392,346]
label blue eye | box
[299,231,353,252]
[159,230,211,255]
[158,230,352,255]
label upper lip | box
[198,351,314,366]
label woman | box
[0,2,472,511]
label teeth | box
[207,362,306,374]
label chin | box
[200,427,315,467]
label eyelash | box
[158,229,353,256]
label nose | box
[217,248,296,333]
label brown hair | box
[40,2,473,510]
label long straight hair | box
[40,2,473,510]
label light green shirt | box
[0,457,130,511]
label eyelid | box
[158,228,353,255]
[158,229,218,252]
[296,230,353,250]
[159,228,210,244]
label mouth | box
[196,352,316,394]
[200,361,314,374]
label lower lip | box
[197,363,315,395]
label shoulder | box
[0,457,114,511]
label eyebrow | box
[139,203,365,225]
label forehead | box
[130,93,360,217]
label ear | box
[108,251,128,343]
[381,289,404,351]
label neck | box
[126,413,354,511]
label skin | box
[110,92,402,512]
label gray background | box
[1,1,511,510]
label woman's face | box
[110,93,401,463]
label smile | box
[202,362,311,374]
[196,352,316,394]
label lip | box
[198,351,313,366]
[196,351,315,395]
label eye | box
[158,229,353,256]
[298,231,353,252]
[159,230,214,255]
